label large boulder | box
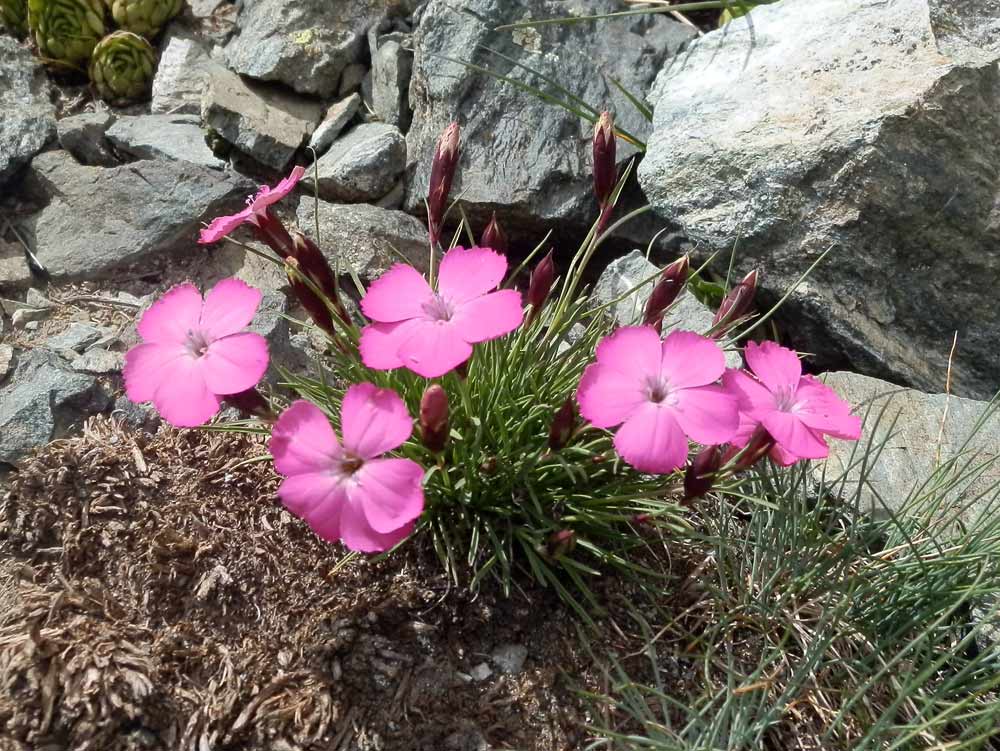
[224,0,397,98]
[0,37,56,185]
[404,0,694,233]
[638,0,1000,399]
[14,151,254,280]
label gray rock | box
[490,644,527,675]
[113,394,161,433]
[107,114,225,169]
[404,0,694,230]
[249,290,308,378]
[338,62,367,97]
[0,239,31,288]
[816,371,1000,526]
[375,179,405,210]
[46,322,102,353]
[15,151,254,281]
[224,0,389,98]
[371,35,412,130]
[638,0,1000,399]
[296,198,429,281]
[151,31,215,115]
[468,662,492,682]
[25,288,51,308]
[202,65,323,170]
[11,307,46,329]
[0,349,111,466]
[305,123,406,203]
[71,349,124,374]
[308,94,362,156]
[56,111,118,167]
[0,344,13,382]
[0,37,56,185]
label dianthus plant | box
[125,116,861,610]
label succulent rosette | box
[89,29,155,104]
[26,0,106,66]
[108,0,182,38]
[0,0,28,35]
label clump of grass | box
[582,399,1000,749]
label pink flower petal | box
[793,377,862,440]
[745,341,802,393]
[201,332,269,395]
[360,264,434,323]
[251,165,305,213]
[359,320,418,371]
[352,458,425,533]
[613,402,689,474]
[340,383,413,459]
[451,289,524,343]
[594,326,663,379]
[270,400,341,476]
[660,331,728,388]
[277,471,344,520]
[577,362,646,428]
[769,444,801,467]
[729,410,760,448]
[670,384,739,445]
[338,499,415,552]
[437,246,508,304]
[760,410,830,460]
[123,342,188,403]
[722,368,776,416]
[137,283,203,344]
[395,320,473,378]
[198,206,254,244]
[199,278,263,340]
[151,355,221,427]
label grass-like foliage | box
[584,399,1000,748]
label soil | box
[0,417,657,751]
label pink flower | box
[359,246,524,378]
[198,165,305,244]
[577,327,739,474]
[124,279,270,427]
[269,385,425,552]
[722,341,862,465]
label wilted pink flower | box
[269,385,425,552]
[359,246,524,378]
[124,279,269,427]
[722,341,861,465]
[577,327,738,474]
[198,165,305,245]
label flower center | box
[338,454,364,476]
[421,293,455,322]
[644,376,677,406]
[185,329,211,358]
[774,386,798,412]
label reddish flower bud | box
[643,255,690,332]
[479,212,508,254]
[593,111,617,208]
[285,257,337,338]
[683,445,722,505]
[547,398,576,451]
[289,230,350,326]
[723,426,776,471]
[713,269,759,336]
[250,210,294,258]
[545,529,576,559]
[224,387,277,422]
[427,122,461,246]
[419,384,450,453]
[527,250,555,318]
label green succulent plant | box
[0,0,28,36]
[107,0,182,38]
[89,29,155,104]
[26,0,106,66]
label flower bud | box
[427,122,461,246]
[419,384,449,453]
[683,445,721,505]
[251,210,294,258]
[713,269,759,336]
[527,250,555,319]
[479,212,508,254]
[593,111,617,208]
[289,231,350,326]
[723,426,775,471]
[643,255,690,332]
[547,398,576,451]
[545,529,576,559]
[285,257,336,338]
[224,388,277,422]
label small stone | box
[71,349,123,374]
[0,345,13,381]
[1,38,56,186]
[46,322,101,353]
[308,94,362,156]
[338,63,367,97]
[107,114,225,169]
[151,30,215,115]
[56,111,118,166]
[25,288,51,308]
[0,238,31,288]
[468,663,492,682]
[371,36,412,130]
[113,394,160,433]
[490,644,527,675]
[305,123,406,202]
[12,307,46,328]
[202,65,323,170]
